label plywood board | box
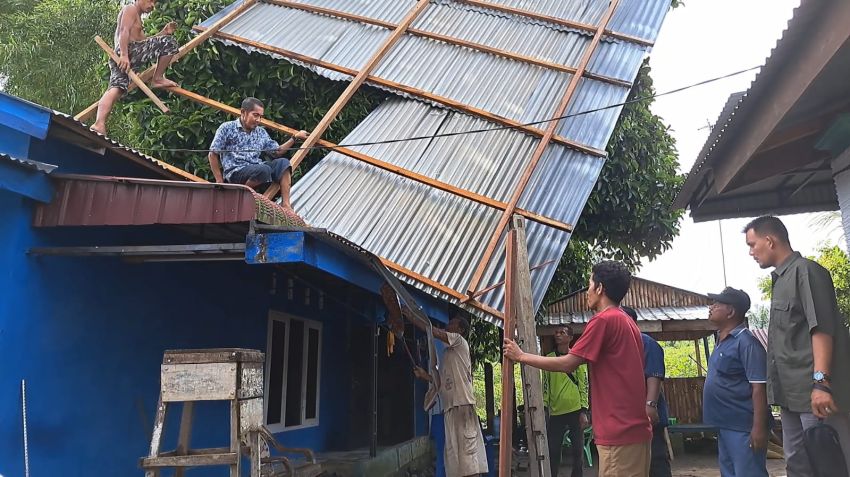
[161,363,238,402]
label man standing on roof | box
[208,97,308,210]
[505,260,652,477]
[542,324,589,477]
[92,0,180,135]
[703,287,770,477]
[744,216,850,475]
[621,306,672,477]
[408,312,488,477]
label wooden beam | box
[167,86,574,232]
[499,225,517,477]
[264,0,431,200]
[94,36,170,113]
[197,28,606,158]
[456,0,653,47]
[264,0,630,89]
[376,256,504,320]
[484,362,495,432]
[513,216,550,476]
[465,0,620,296]
[74,0,258,122]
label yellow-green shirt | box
[542,352,589,416]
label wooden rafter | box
[456,0,653,47]
[167,86,574,232]
[264,0,431,199]
[74,0,258,122]
[196,28,607,158]
[464,0,622,299]
[264,0,631,89]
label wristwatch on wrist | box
[813,371,831,383]
[646,400,658,408]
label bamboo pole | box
[75,0,258,122]
[94,36,169,114]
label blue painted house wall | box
[0,93,439,476]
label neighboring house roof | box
[673,0,850,221]
[201,0,671,324]
[540,276,714,340]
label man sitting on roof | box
[208,97,308,210]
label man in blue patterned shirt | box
[208,97,307,209]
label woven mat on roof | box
[250,191,307,227]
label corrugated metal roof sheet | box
[543,305,710,326]
[202,0,670,323]
[48,113,204,183]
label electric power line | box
[111,65,760,156]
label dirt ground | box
[515,447,787,477]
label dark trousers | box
[547,410,583,477]
[650,425,672,477]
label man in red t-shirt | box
[505,260,652,477]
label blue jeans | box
[717,428,768,477]
[431,413,446,477]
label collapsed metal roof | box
[201,0,671,323]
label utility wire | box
[116,65,760,155]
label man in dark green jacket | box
[543,325,589,477]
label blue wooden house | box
[0,92,447,476]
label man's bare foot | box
[150,77,178,89]
[91,123,107,135]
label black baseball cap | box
[707,287,751,315]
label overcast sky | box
[636,0,843,309]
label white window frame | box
[264,311,322,433]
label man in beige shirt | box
[411,314,488,477]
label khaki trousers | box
[597,441,651,477]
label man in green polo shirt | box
[744,216,850,475]
[543,324,589,477]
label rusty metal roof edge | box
[49,173,246,191]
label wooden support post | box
[74,0,258,122]
[229,399,241,477]
[465,0,621,297]
[499,225,517,477]
[174,401,195,477]
[513,216,550,477]
[485,362,495,433]
[263,0,430,199]
[93,36,169,114]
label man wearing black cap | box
[703,287,769,477]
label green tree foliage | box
[747,305,769,329]
[756,245,850,327]
[0,0,121,113]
